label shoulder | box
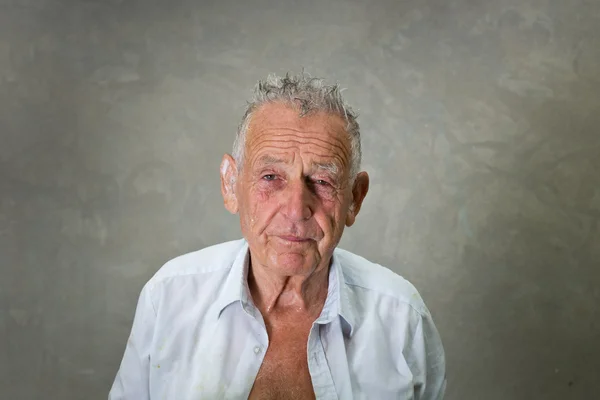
[334,247,430,316]
[148,239,246,285]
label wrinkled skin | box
[221,102,369,304]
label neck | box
[248,257,330,318]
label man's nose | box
[281,179,313,221]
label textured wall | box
[1,0,599,399]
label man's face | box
[222,102,368,278]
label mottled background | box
[1,0,599,399]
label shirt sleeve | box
[109,283,157,400]
[406,309,447,400]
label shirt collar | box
[317,251,356,337]
[215,240,356,337]
[215,241,251,319]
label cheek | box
[315,201,344,233]
[243,187,277,228]
[328,194,354,229]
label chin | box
[270,252,319,276]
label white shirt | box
[109,239,446,399]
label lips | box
[277,235,312,242]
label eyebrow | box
[254,155,341,176]
[313,161,339,175]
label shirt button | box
[254,346,262,354]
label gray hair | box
[233,72,362,179]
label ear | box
[345,171,369,227]
[220,154,239,214]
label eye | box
[262,174,277,181]
[315,179,331,186]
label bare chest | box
[248,321,316,400]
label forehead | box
[244,103,351,170]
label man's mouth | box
[276,235,312,243]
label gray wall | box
[1,0,599,399]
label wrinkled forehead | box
[244,103,352,172]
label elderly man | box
[109,73,446,399]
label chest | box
[248,319,316,400]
